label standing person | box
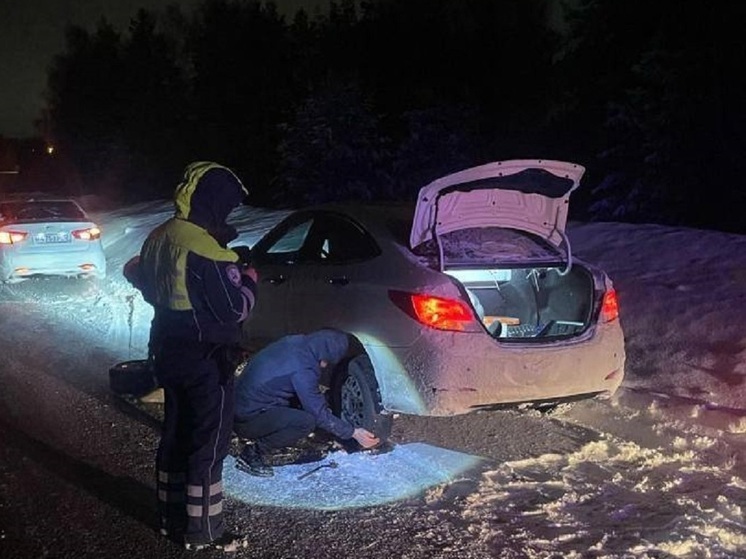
[135,161,258,551]
[233,329,380,477]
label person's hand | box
[352,427,380,449]
[242,266,258,283]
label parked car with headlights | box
[241,160,626,436]
[0,195,107,282]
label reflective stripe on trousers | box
[157,470,186,535]
[186,480,224,518]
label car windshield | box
[0,200,86,222]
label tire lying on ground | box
[331,354,392,442]
[109,360,157,397]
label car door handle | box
[327,276,349,286]
[264,275,286,285]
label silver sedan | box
[242,160,626,435]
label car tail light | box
[0,230,28,244]
[601,288,619,322]
[72,226,101,241]
[389,290,479,332]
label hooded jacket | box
[234,330,354,440]
[138,162,256,345]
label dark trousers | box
[234,407,315,453]
[155,340,236,546]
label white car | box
[242,160,625,434]
[0,196,107,282]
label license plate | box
[36,232,71,244]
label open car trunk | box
[447,264,595,340]
[415,227,599,342]
[407,159,601,342]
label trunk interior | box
[446,265,596,341]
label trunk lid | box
[409,159,585,250]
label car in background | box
[242,160,626,436]
[0,195,107,282]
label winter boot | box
[184,532,249,552]
[235,444,273,477]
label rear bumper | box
[0,248,107,280]
[366,320,626,416]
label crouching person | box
[234,329,379,477]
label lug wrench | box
[297,460,339,480]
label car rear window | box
[414,227,561,265]
[0,200,87,222]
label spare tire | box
[109,360,156,396]
[331,354,392,441]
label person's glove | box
[242,266,258,284]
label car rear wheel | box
[331,354,392,441]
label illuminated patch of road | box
[223,442,483,510]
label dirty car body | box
[243,160,625,421]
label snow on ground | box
[570,222,746,419]
[462,433,746,557]
[7,201,745,558]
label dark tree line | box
[43,0,746,232]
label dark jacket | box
[234,330,354,440]
[137,162,256,345]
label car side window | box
[260,218,313,264]
[305,215,380,263]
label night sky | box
[0,0,325,138]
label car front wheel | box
[331,354,392,441]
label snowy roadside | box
[569,222,746,433]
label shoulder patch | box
[226,264,242,287]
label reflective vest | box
[140,218,239,311]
